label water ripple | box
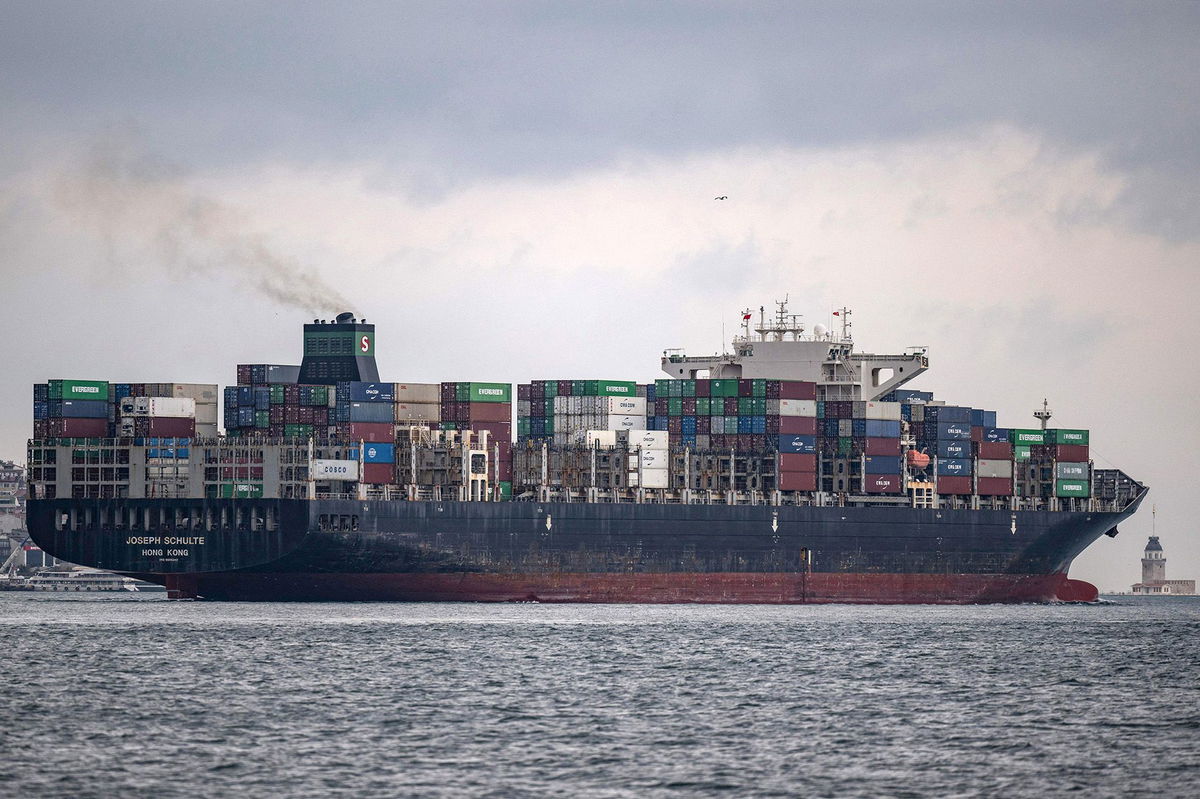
[1,595,1197,798]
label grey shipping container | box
[1056,462,1089,479]
[348,402,394,423]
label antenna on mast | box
[834,306,852,341]
[1034,398,1053,430]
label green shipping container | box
[284,424,313,437]
[498,481,512,499]
[816,401,825,418]
[655,379,671,396]
[1048,429,1089,445]
[468,382,511,403]
[1010,429,1045,445]
[517,418,530,436]
[681,380,696,398]
[1055,479,1089,498]
[837,437,853,455]
[668,398,683,416]
[752,379,767,397]
[49,379,109,401]
[270,385,285,404]
[738,397,753,415]
[440,421,457,430]
[1014,445,1032,460]
[543,382,557,399]
[254,411,269,429]
[709,379,739,397]
[544,417,554,434]
[696,397,711,415]
[572,380,585,395]
[595,381,636,396]
[668,380,682,397]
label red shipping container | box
[557,380,573,395]
[779,453,816,472]
[33,419,48,437]
[467,402,511,422]
[779,416,817,435]
[779,471,816,491]
[724,397,739,414]
[47,418,108,436]
[738,379,754,397]
[681,397,696,414]
[710,434,727,449]
[697,416,711,434]
[937,475,973,495]
[344,422,394,442]
[977,477,1014,496]
[865,437,901,456]
[779,381,817,400]
[695,379,711,396]
[1055,444,1089,462]
[469,421,512,443]
[284,406,300,424]
[361,463,394,484]
[976,441,1012,459]
[517,384,532,401]
[864,474,902,493]
[971,426,983,443]
[147,417,194,437]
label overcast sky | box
[1,1,1197,591]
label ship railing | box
[314,492,356,501]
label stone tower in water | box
[1141,536,1166,585]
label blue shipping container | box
[33,402,48,420]
[237,407,255,427]
[937,440,971,459]
[937,422,972,440]
[254,387,270,411]
[237,386,253,406]
[982,410,997,427]
[751,416,766,434]
[864,455,902,474]
[865,419,901,438]
[777,435,817,454]
[58,399,109,418]
[938,458,973,476]
[363,442,395,463]
[983,427,1009,443]
[926,405,972,424]
[344,382,396,403]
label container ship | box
[25,303,1147,603]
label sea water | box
[1,595,1197,798]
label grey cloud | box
[1,2,1197,233]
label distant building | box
[1131,536,1196,595]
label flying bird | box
[714,196,728,200]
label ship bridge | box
[660,302,928,401]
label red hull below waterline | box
[158,571,1098,604]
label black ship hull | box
[26,493,1145,603]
